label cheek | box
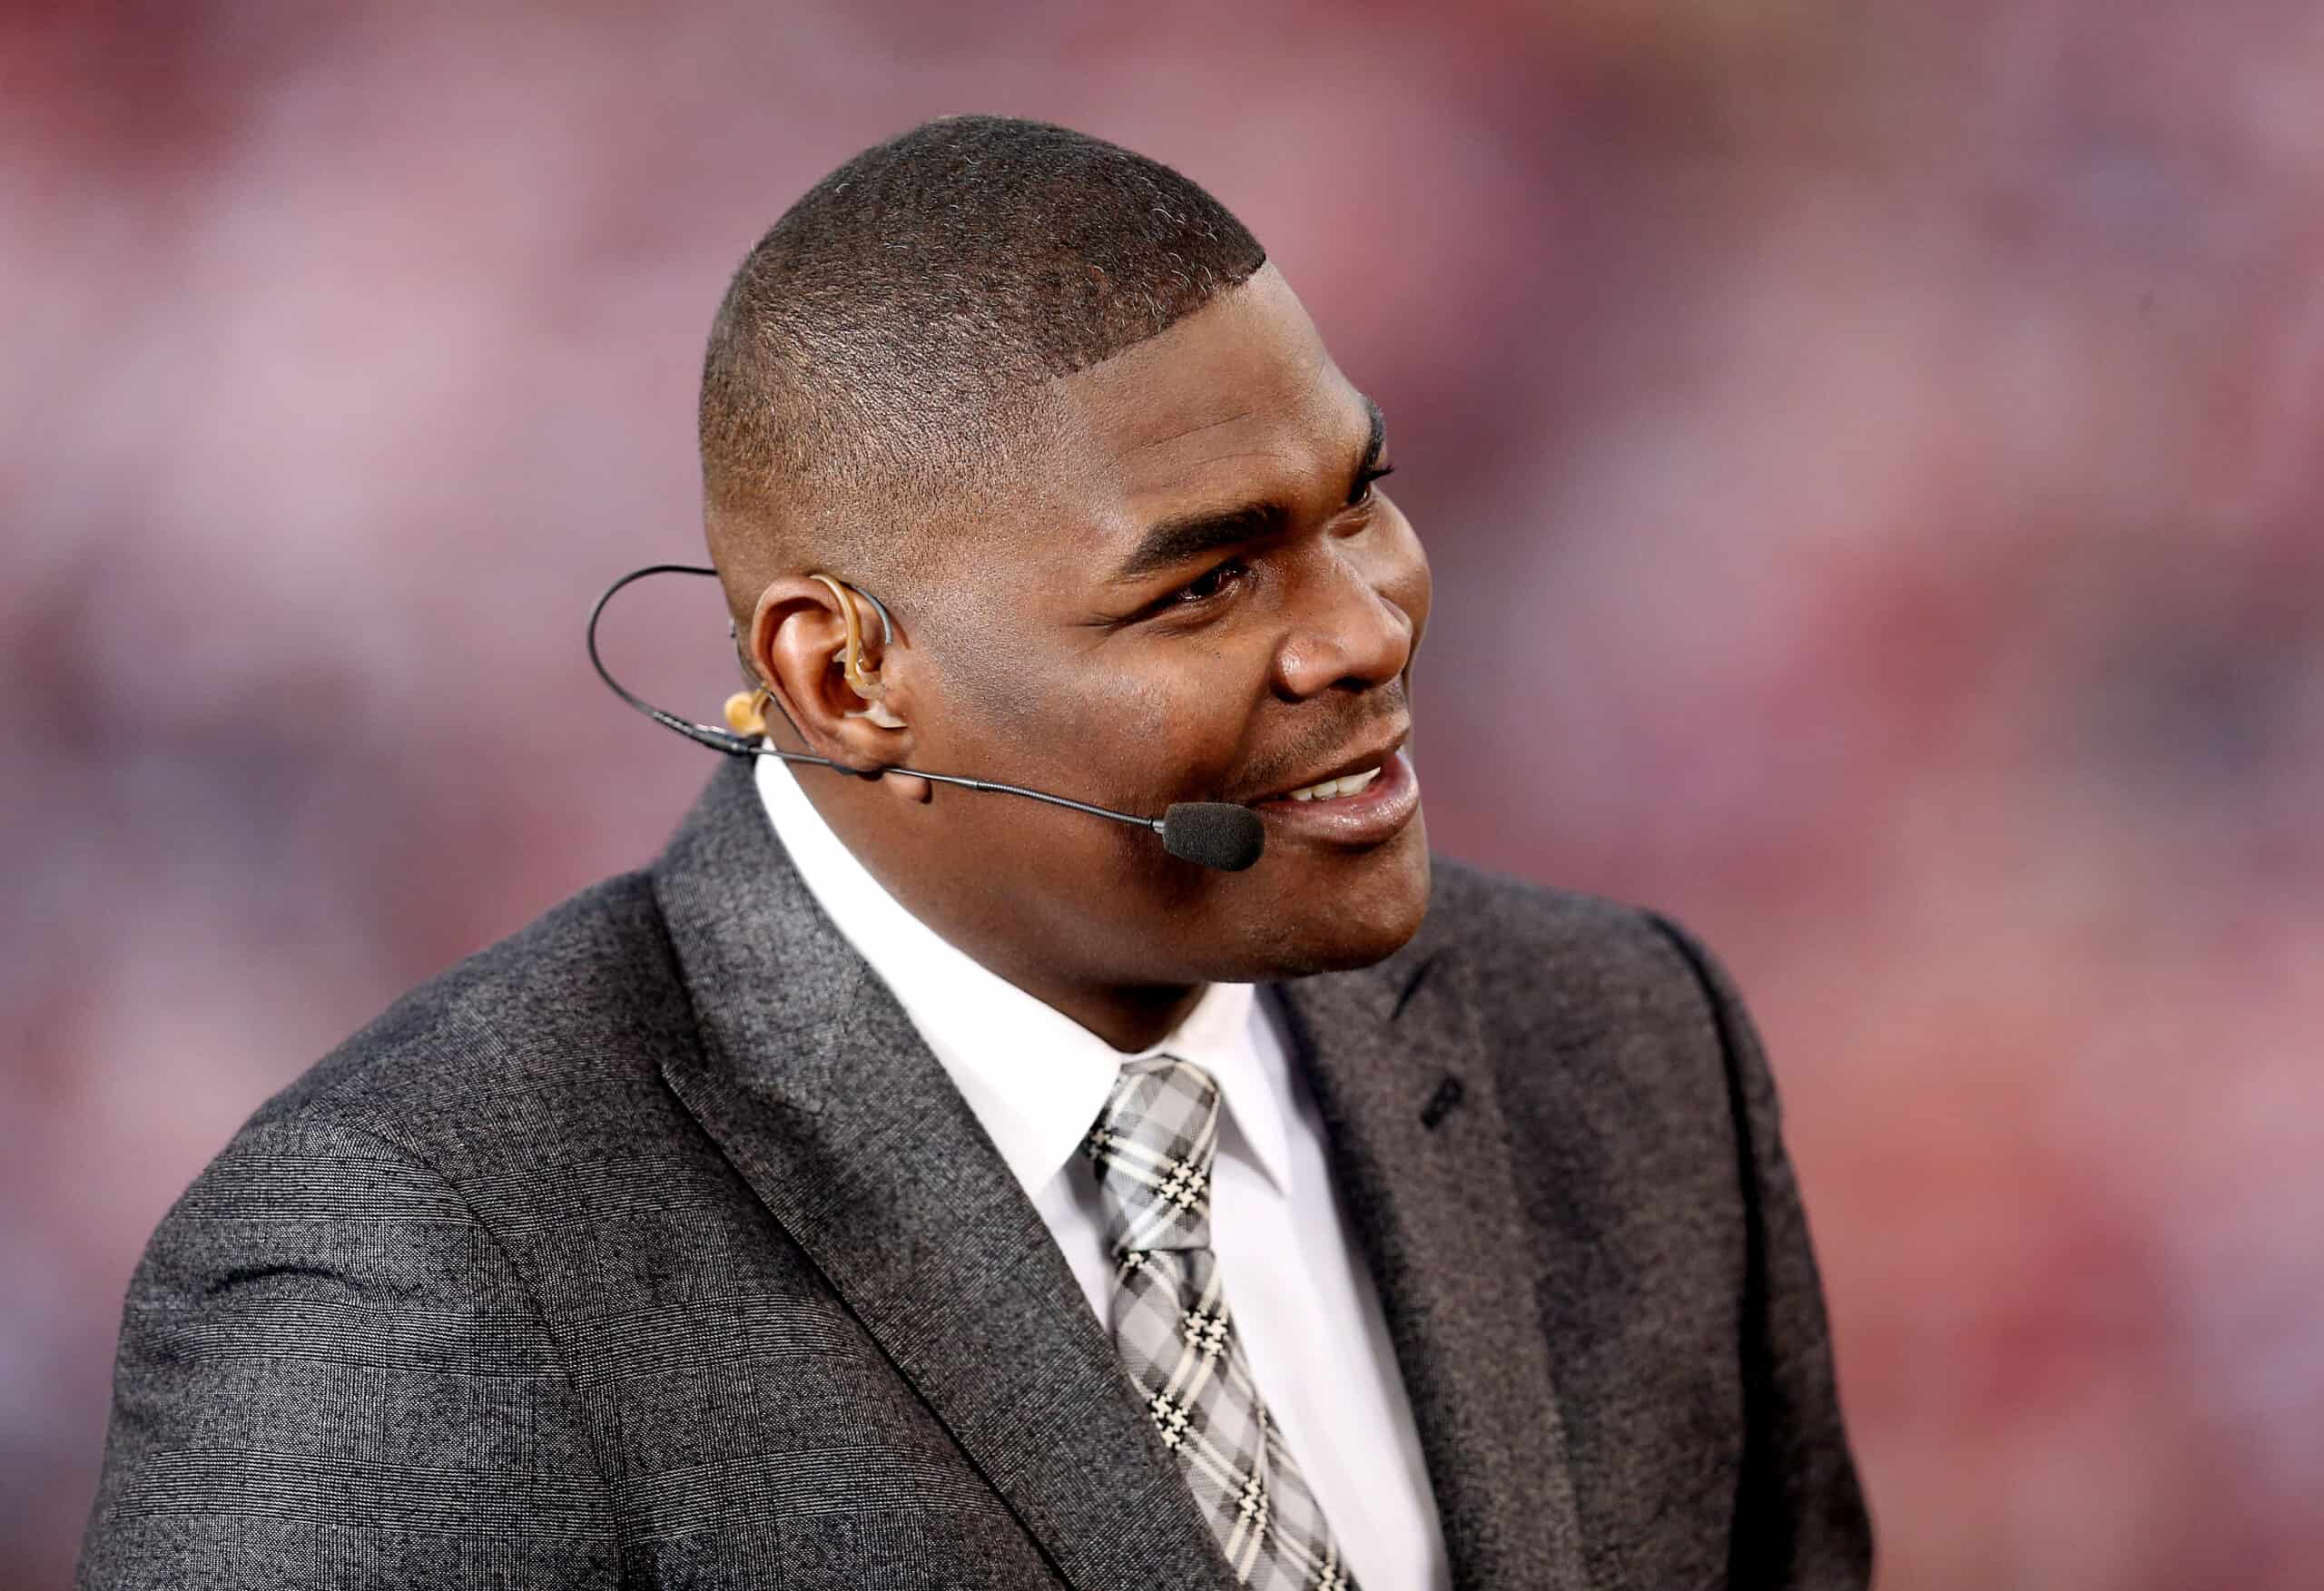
[1386,512,1433,647]
[1081,662,1206,760]
[1044,645,1261,800]
[1067,665,1174,743]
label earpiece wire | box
[586,562,1164,833]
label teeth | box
[1287,765,1383,802]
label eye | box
[1352,463,1396,506]
[1167,557,1251,609]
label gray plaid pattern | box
[1086,1056,1358,1590]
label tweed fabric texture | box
[78,754,1872,1590]
[1089,1057,1354,1589]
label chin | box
[1261,838,1433,978]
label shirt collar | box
[752,751,1294,1203]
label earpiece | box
[806,573,906,729]
[723,689,770,736]
[722,575,905,738]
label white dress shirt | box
[753,752,1451,1589]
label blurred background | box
[6,1,2322,1586]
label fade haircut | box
[699,115,1267,628]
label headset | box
[586,564,1265,871]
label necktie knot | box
[1085,1055,1220,1254]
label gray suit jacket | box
[80,757,1872,1589]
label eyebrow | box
[1106,397,1387,585]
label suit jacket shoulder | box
[84,801,1114,1589]
[241,869,686,1159]
[1405,855,1873,1590]
[1422,854,1713,1032]
[77,873,681,1589]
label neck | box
[992,959,1207,1055]
[891,898,1208,1053]
[803,771,1209,1055]
[869,855,1208,1050]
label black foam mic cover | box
[1159,802,1265,872]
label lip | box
[1247,745,1420,848]
[1251,728,1413,803]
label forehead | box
[1035,265,1364,556]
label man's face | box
[890,263,1433,988]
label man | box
[80,117,1871,1589]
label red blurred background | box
[7,3,2323,1587]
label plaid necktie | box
[1084,1056,1358,1590]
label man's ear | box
[744,575,915,773]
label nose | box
[1271,532,1423,700]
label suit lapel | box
[649,760,1232,1591]
[1275,937,1592,1591]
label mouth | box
[1246,733,1421,848]
[1250,727,1410,802]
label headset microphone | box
[586,565,1266,873]
[1154,801,1266,871]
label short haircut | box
[699,115,1267,625]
